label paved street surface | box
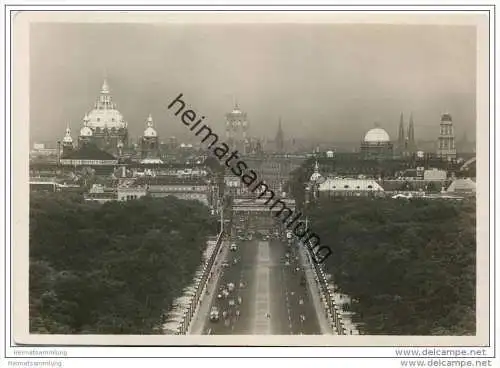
[201,238,322,335]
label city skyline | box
[30,22,476,145]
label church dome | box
[80,114,93,137]
[85,79,127,130]
[309,161,324,182]
[143,114,157,137]
[80,126,93,137]
[62,126,73,143]
[364,128,391,143]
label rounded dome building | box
[363,128,391,143]
[78,79,128,154]
[360,124,394,158]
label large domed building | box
[360,125,394,158]
[78,79,129,154]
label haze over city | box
[25,11,481,343]
[30,22,476,146]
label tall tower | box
[78,114,93,146]
[397,113,406,154]
[61,125,74,156]
[225,101,248,154]
[437,113,456,160]
[141,114,159,159]
[407,113,416,153]
[275,118,284,153]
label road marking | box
[251,241,272,335]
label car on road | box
[230,243,238,251]
[222,262,230,268]
[227,282,235,292]
[210,307,220,322]
[228,299,235,306]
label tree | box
[308,197,476,335]
[29,194,216,334]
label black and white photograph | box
[7,7,492,358]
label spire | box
[147,113,153,127]
[275,117,284,153]
[408,113,416,150]
[398,112,405,149]
[83,114,89,126]
[101,78,110,94]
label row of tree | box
[29,193,217,334]
[308,197,476,335]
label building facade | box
[437,113,457,161]
[225,102,249,155]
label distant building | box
[275,118,285,153]
[359,125,394,158]
[77,79,129,155]
[225,102,249,155]
[317,178,385,198]
[60,142,118,176]
[396,113,417,156]
[117,186,148,201]
[423,168,447,181]
[135,176,213,206]
[141,114,160,159]
[437,113,457,161]
[61,125,74,156]
[446,178,476,194]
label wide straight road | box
[202,237,321,335]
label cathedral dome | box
[364,128,391,143]
[85,79,127,130]
[143,114,157,137]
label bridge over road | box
[231,197,296,213]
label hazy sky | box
[30,22,476,144]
